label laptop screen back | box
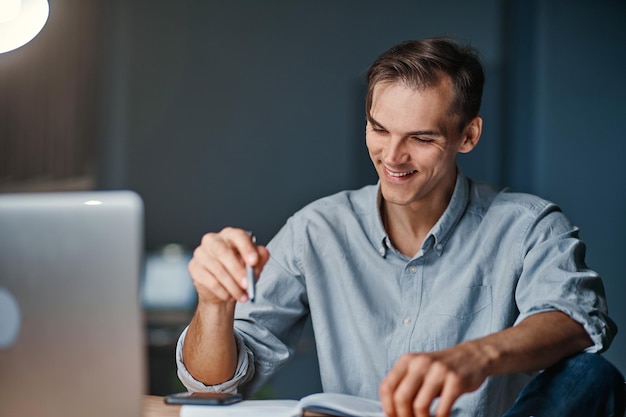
[0,190,146,417]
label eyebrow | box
[367,115,444,137]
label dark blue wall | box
[501,0,626,380]
[98,0,625,397]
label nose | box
[383,136,410,164]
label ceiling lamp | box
[0,0,49,54]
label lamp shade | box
[0,0,49,54]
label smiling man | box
[365,76,480,257]
[176,38,624,417]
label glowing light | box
[84,200,103,206]
[0,0,21,23]
[0,0,49,54]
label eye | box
[367,123,388,135]
[411,136,434,143]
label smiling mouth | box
[385,166,417,177]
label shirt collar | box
[426,169,469,256]
[373,183,389,257]
[372,169,470,258]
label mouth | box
[384,166,417,178]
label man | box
[176,38,623,416]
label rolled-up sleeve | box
[175,326,253,393]
[174,215,310,396]
[513,208,617,353]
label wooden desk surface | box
[144,395,180,417]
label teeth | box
[386,167,415,177]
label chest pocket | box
[431,285,493,351]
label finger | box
[379,355,410,417]
[192,234,248,302]
[394,380,423,417]
[209,229,267,300]
[203,251,250,302]
[433,374,464,417]
[220,230,270,289]
[413,365,446,417]
[254,245,270,277]
[221,227,260,266]
[380,359,407,417]
[188,255,235,302]
[202,231,249,285]
[189,248,244,302]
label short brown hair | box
[366,37,484,131]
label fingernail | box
[241,277,248,288]
[239,294,249,303]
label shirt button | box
[436,243,443,251]
[402,316,412,325]
[379,247,385,256]
[409,266,417,274]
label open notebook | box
[179,392,385,417]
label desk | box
[142,395,330,417]
[144,395,180,417]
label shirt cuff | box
[514,305,609,353]
[175,326,251,393]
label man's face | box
[366,79,477,209]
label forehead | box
[369,80,456,130]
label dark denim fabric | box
[503,353,625,417]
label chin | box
[380,187,415,206]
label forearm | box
[470,310,593,376]
[182,302,239,386]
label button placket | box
[388,259,424,368]
[399,261,420,329]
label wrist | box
[461,338,503,377]
[196,298,237,318]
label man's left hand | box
[379,342,490,417]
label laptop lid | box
[0,190,146,417]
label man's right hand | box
[188,227,270,306]
[181,227,270,387]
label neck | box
[381,182,455,257]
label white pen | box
[246,232,256,302]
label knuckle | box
[200,231,217,245]
[204,279,225,297]
[413,396,431,413]
[379,381,392,397]
[449,374,470,393]
[220,226,239,237]
[398,352,415,366]
[430,360,449,375]
[392,388,412,405]
[407,355,428,372]
[413,404,426,417]
[213,242,231,258]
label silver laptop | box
[0,191,146,417]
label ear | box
[458,116,482,153]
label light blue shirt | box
[176,171,616,417]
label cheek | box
[365,136,377,158]
[365,134,384,156]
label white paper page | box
[298,393,385,417]
[180,400,299,417]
